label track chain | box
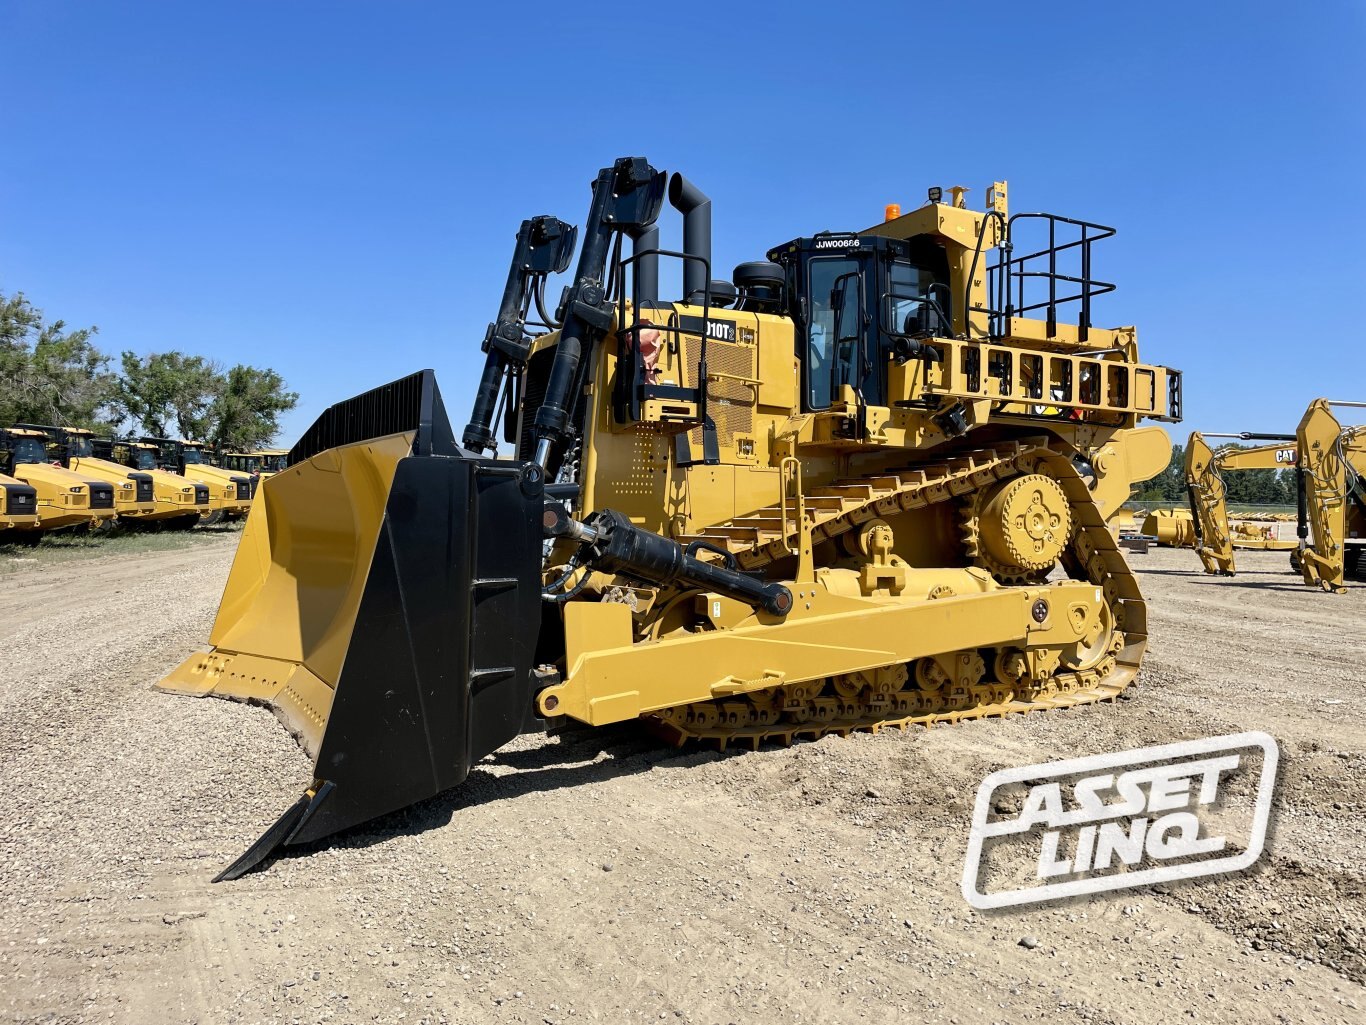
[650,440,1145,748]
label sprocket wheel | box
[961,472,1072,584]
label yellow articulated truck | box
[0,427,117,538]
[254,449,288,477]
[16,424,162,524]
[221,449,289,495]
[156,158,1180,879]
[0,470,40,542]
[141,437,253,523]
[101,438,212,529]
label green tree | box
[0,291,117,428]
[115,351,223,439]
[208,364,298,453]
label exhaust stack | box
[628,225,660,304]
[668,172,711,303]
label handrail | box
[614,247,720,463]
[779,456,814,583]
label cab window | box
[887,258,950,337]
[13,438,48,463]
[806,257,861,410]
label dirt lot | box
[1,539,1362,1025]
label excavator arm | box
[1296,399,1366,593]
[1183,431,1235,574]
[1184,434,1299,575]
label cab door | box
[802,251,877,413]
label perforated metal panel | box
[681,337,756,449]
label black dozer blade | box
[160,371,547,880]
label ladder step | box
[732,515,786,529]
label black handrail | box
[614,248,720,464]
[992,212,1116,342]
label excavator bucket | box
[156,371,546,879]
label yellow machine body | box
[0,428,117,532]
[1182,433,1299,574]
[112,440,214,525]
[154,440,253,520]
[253,449,289,479]
[156,159,1182,879]
[1295,399,1366,593]
[22,427,163,521]
[0,471,40,534]
[185,443,253,516]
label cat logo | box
[1275,448,1297,464]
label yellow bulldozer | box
[0,426,117,541]
[1178,401,1363,589]
[157,158,1180,879]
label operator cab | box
[116,442,161,472]
[0,429,53,467]
[767,233,952,412]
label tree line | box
[1132,443,1299,506]
[0,289,297,452]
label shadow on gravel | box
[1136,567,1326,591]
[245,722,743,875]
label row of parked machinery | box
[1136,398,1365,593]
[0,423,287,544]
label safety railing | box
[989,213,1115,341]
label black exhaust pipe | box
[627,225,659,304]
[668,173,711,303]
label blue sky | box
[2,1,1363,443]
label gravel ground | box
[0,539,1362,1025]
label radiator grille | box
[681,337,755,449]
